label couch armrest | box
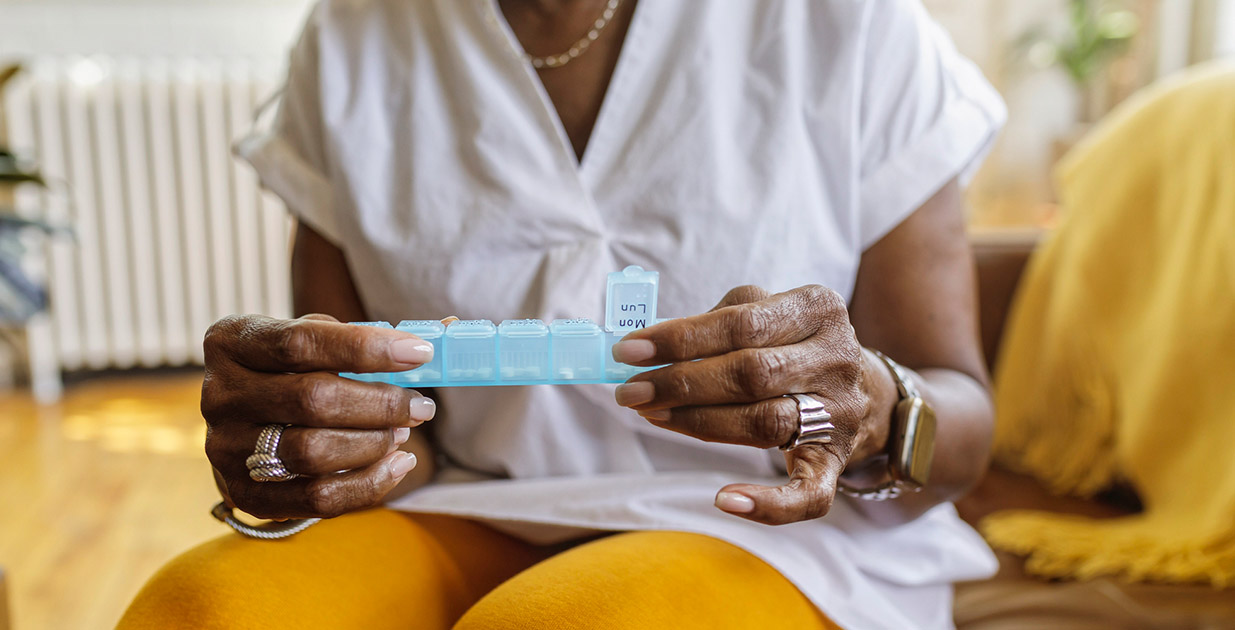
[972,229,1042,373]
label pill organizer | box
[341,266,666,387]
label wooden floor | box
[0,371,222,630]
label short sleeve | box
[233,4,343,245]
[856,0,1007,249]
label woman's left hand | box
[611,284,886,525]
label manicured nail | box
[390,338,434,365]
[614,381,655,407]
[392,427,411,446]
[641,410,670,423]
[611,339,656,364]
[389,451,417,478]
[715,492,755,514]
[410,397,436,422]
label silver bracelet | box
[211,502,321,540]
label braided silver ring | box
[247,424,299,482]
[779,394,836,451]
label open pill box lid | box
[606,265,659,332]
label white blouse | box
[238,1,1006,627]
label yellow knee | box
[455,531,836,630]
[118,509,469,630]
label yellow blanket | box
[983,62,1235,586]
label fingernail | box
[392,427,411,446]
[641,410,670,422]
[410,397,436,422]
[715,492,755,514]
[611,339,656,364]
[614,381,655,407]
[389,451,417,478]
[390,338,434,365]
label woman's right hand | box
[201,313,437,520]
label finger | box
[708,285,772,311]
[202,371,437,429]
[713,446,843,525]
[636,396,800,448]
[204,314,434,374]
[279,426,412,475]
[227,450,418,520]
[212,466,235,509]
[615,342,828,409]
[218,425,411,476]
[612,284,844,366]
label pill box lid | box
[498,319,549,337]
[608,265,659,284]
[605,265,659,332]
[445,319,497,338]
[396,320,446,338]
[550,318,602,336]
[350,321,393,329]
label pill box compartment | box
[393,320,445,385]
[444,320,498,382]
[498,319,550,381]
[605,330,652,381]
[339,322,393,383]
[550,318,604,380]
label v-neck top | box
[237,1,1007,627]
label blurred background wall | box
[0,0,314,399]
[0,0,1233,400]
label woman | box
[121,0,1005,627]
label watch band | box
[873,349,921,399]
[837,350,925,501]
[837,481,905,501]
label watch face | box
[893,397,936,487]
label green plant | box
[0,150,46,186]
[1017,0,1140,87]
[0,148,60,322]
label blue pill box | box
[340,321,663,387]
[340,266,670,387]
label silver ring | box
[247,424,299,482]
[779,394,836,451]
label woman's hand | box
[611,285,894,526]
[201,313,437,520]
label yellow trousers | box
[118,509,838,629]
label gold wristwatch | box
[837,350,937,501]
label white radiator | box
[2,56,293,394]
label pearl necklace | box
[523,0,622,69]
